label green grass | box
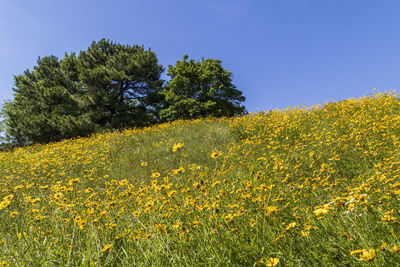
[1,93,400,266]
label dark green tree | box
[3,56,95,144]
[75,39,164,128]
[160,55,246,121]
[0,104,6,143]
[3,39,164,145]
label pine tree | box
[76,39,164,128]
[4,56,95,144]
[3,39,164,145]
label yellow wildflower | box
[249,219,257,227]
[350,249,364,255]
[391,246,400,252]
[167,190,177,197]
[13,185,24,191]
[286,222,296,231]
[0,201,11,210]
[382,210,397,222]
[101,244,113,252]
[3,194,14,201]
[313,204,332,216]
[172,143,184,152]
[68,178,80,186]
[313,208,329,216]
[301,231,310,237]
[151,172,161,178]
[266,258,279,266]
[173,167,185,174]
[210,151,223,158]
[35,215,45,221]
[266,206,279,216]
[9,211,19,218]
[359,249,375,261]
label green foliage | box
[2,39,164,145]
[2,41,246,146]
[74,39,164,128]
[0,104,17,151]
[160,55,246,122]
[0,104,5,138]
[4,56,95,144]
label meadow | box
[1,92,400,266]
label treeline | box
[0,39,245,148]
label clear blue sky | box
[1,0,400,112]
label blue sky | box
[1,0,400,112]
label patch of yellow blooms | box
[0,93,400,265]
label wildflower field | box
[1,93,400,266]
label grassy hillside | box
[1,93,400,266]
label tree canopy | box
[4,56,95,144]
[2,41,246,146]
[3,39,164,145]
[160,55,246,122]
[73,40,164,128]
